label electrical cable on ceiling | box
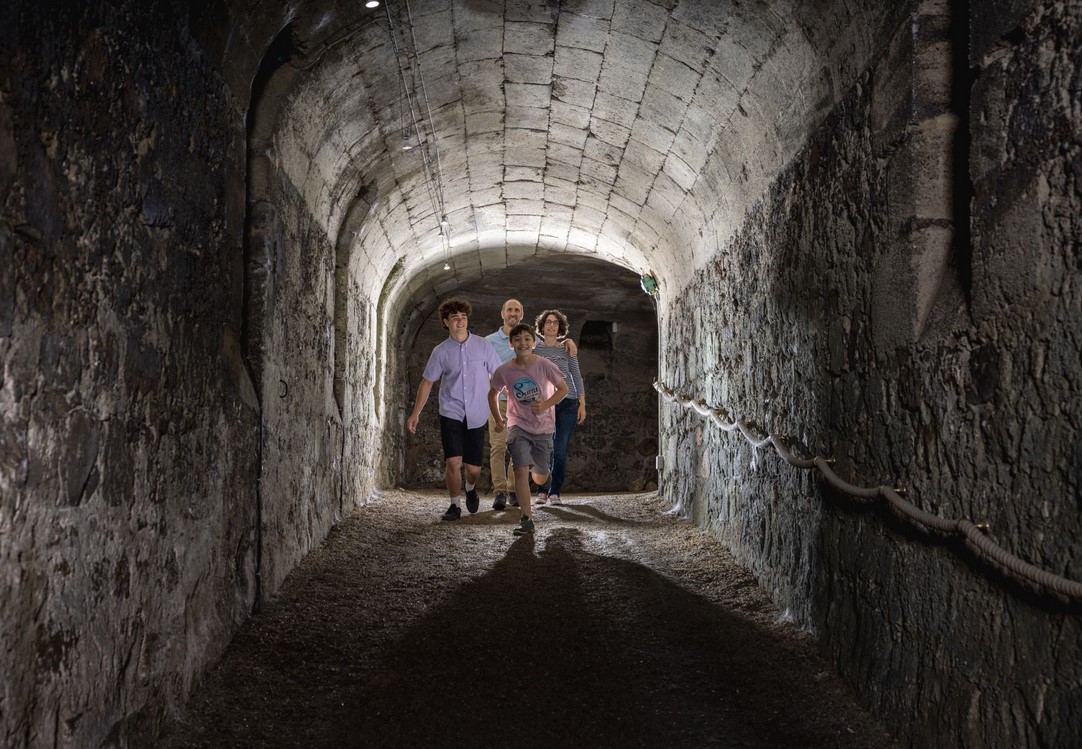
[402,0,448,223]
[383,0,449,247]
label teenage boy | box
[488,323,569,536]
[408,297,502,521]
[485,298,577,510]
[485,299,524,510]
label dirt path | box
[158,491,899,748]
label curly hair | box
[438,297,472,320]
[535,309,569,338]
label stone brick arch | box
[397,252,659,492]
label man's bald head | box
[501,298,524,331]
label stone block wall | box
[340,259,386,503]
[247,180,344,598]
[658,1,1081,746]
[0,3,259,746]
[0,1,379,744]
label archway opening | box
[397,255,658,494]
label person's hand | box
[530,401,547,415]
[563,338,578,356]
[577,401,586,424]
[407,414,419,434]
[494,416,506,433]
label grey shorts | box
[507,426,553,475]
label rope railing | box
[654,380,1082,601]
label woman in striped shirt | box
[533,309,586,505]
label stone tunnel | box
[1,0,1080,746]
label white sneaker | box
[536,491,548,504]
[548,494,562,505]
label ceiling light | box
[443,262,451,271]
[365,1,380,8]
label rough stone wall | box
[403,294,658,494]
[336,210,386,506]
[574,314,660,493]
[659,1,1081,747]
[248,173,344,597]
[340,270,384,504]
[0,3,259,746]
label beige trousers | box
[487,399,513,492]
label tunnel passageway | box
[5,0,1079,745]
[158,491,897,749]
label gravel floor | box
[158,490,899,748]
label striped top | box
[533,343,585,400]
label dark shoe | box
[492,492,507,511]
[442,504,461,521]
[509,492,519,507]
[465,488,480,514]
[513,516,535,536]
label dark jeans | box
[545,397,578,494]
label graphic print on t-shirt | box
[512,377,541,404]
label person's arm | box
[488,386,506,432]
[531,378,569,415]
[561,338,578,356]
[568,354,586,424]
[406,379,435,434]
[488,341,504,373]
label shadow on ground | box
[158,492,897,749]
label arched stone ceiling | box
[260,0,898,305]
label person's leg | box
[445,455,463,497]
[462,424,485,513]
[530,467,550,492]
[439,417,466,519]
[499,401,515,500]
[507,428,534,534]
[528,431,554,507]
[463,463,481,513]
[514,465,532,518]
[488,400,510,492]
[549,398,578,496]
[537,403,558,497]
[512,466,535,535]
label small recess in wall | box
[580,320,614,351]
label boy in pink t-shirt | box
[488,323,569,536]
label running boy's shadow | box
[325,527,896,749]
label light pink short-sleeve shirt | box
[489,356,565,434]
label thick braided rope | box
[654,380,1082,600]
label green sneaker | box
[513,516,535,536]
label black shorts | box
[439,416,486,466]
